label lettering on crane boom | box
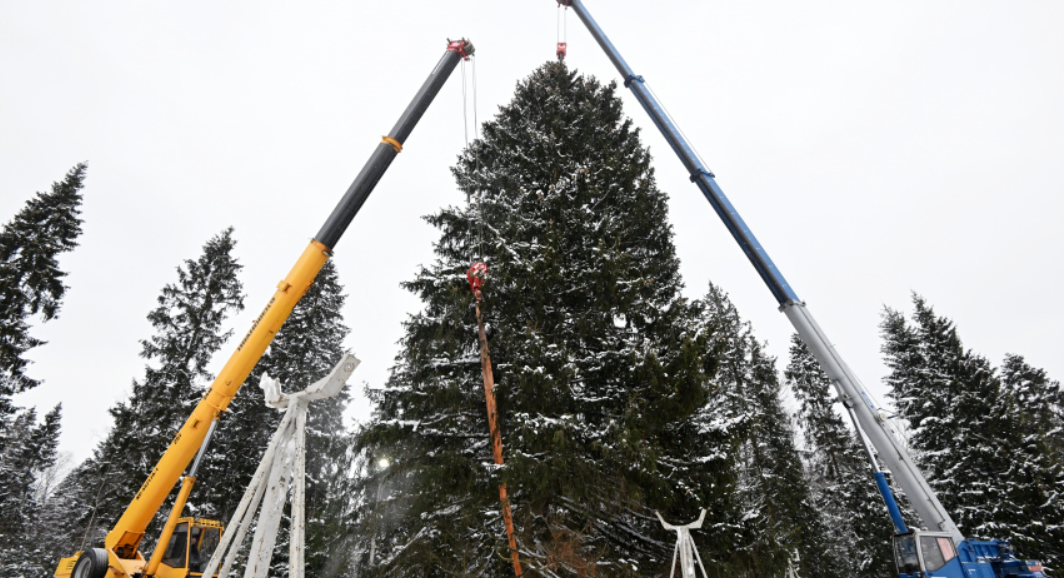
[135,467,159,502]
[238,297,276,351]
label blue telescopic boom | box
[558,4,798,306]
[557,0,964,545]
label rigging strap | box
[556,2,569,60]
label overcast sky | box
[3,0,1062,464]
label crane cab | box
[152,517,223,578]
[893,531,965,578]
[893,531,1046,578]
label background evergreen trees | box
[0,164,85,576]
[38,233,356,578]
[882,294,1064,566]
[700,285,833,578]
[0,163,86,415]
[787,335,894,578]
[0,405,63,575]
[49,228,246,553]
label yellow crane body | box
[106,240,329,559]
[55,39,473,578]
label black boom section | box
[315,40,474,250]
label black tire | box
[71,548,109,578]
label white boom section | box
[782,302,962,543]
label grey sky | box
[3,1,1062,464]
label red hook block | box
[467,262,488,302]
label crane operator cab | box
[894,531,963,578]
[893,531,1046,578]
[153,518,222,578]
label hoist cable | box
[473,56,485,263]
[645,82,711,173]
[461,60,469,149]
[558,4,568,46]
[462,56,519,574]
[556,3,569,60]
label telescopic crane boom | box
[557,2,1047,577]
[56,38,474,578]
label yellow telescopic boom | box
[57,39,474,578]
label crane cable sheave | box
[556,0,570,60]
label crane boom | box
[555,0,963,543]
[61,39,474,578]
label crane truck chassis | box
[55,38,474,578]
[557,1,1048,577]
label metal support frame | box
[202,355,360,578]
[657,510,709,578]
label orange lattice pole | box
[467,262,522,577]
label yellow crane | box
[55,38,474,578]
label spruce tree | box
[0,163,87,418]
[786,335,893,578]
[0,404,62,576]
[0,162,87,425]
[354,62,735,577]
[1001,354,1064,459]
[881,295,1064,565]
[699,285,831,578]
[996,355,1064,565]
[52,228,244,550]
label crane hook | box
[467,262,488,302]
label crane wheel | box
[71,548,109,578]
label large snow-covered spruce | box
[354,62,740,577]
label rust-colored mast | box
[467,263,522,577]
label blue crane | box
[556,2,1047,577]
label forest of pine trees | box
[1,64,1061,578]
